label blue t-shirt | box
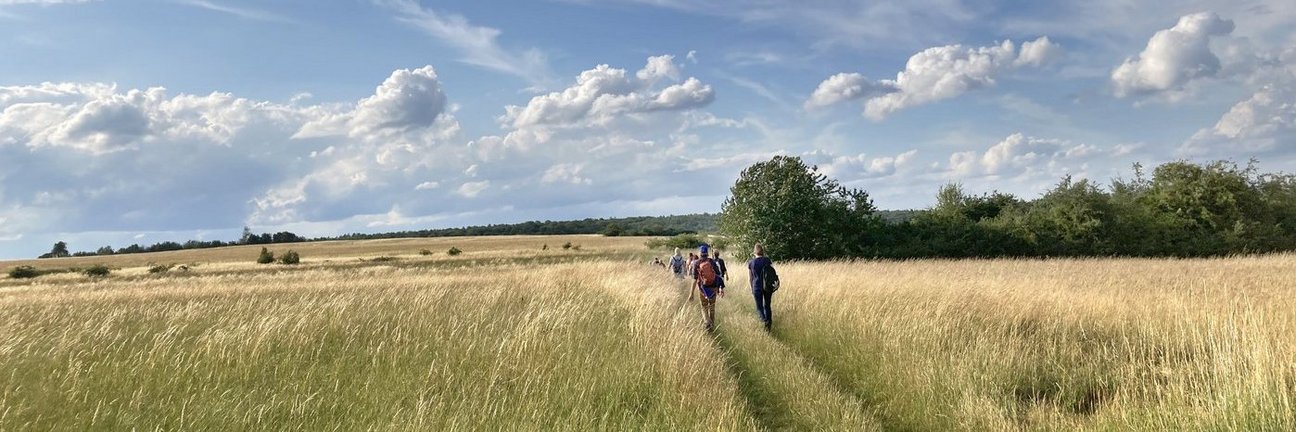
[748,256,772,292]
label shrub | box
[370,256,399,262]
[447,247,462,256]
[419,249,433,256]
[601,223,624,237]
[645,233,705,250]
[8,266,40,279]
[562,242,573,250]
[279,250,301,265]
[148,263,175,274]
[542,244,548,250]
[83,265,111,278]
[256,247,275,264]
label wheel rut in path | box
[684,291,882,431]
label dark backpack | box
[760,264,779,293]
[670,256,684,273]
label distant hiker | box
[670,248,685,279]
[748,243,778,331]
[686,253,697,278]
[653,257,667,269]
[713,251,728,281]
[689,244,725,332]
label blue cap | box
[699,244,710,255]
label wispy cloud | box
[177,0,295,23]
[377,0,552,85]
[725,75,793,111]
[0,0,95,4]
[1,0,95,19]
[560,0,976,48]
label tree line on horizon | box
[721,156,1296,261]
[37,215,721,259]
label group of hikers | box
[652,243,779,332]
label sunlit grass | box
[0,262,753,430]
[3,239,1294,430]
[763,255,1296,430]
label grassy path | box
[673,280,881,431]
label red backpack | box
[697,258,720,288]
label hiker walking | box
[686,253,697,278]
[669,248,685,279]
[689,244,725,331]
[748,243,778,331]
[714,251,728,281]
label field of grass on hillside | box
[2,236,1294,430]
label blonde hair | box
[753,243,765,257]
[673,247,681,256]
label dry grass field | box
[3,236,1294,430]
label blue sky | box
[1,0,1294,258]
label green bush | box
[644,233,705,250]
[256,247,275,264]
[279,250,301,265]
[83,265,111,278]
[447,247,462,256]
[148,263,175,274]
[8,266,40,279]
[418,249,433,256]
[601,223,624,236]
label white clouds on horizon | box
[806,36,1061,120]
[1182,82,1296,157]
[946,133,1100,179]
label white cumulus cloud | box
[457,180,490,198]
[541,163,592,185]
[503,55,714,128]
[947,133,1099,178]
[807,37,1060,119]
[1182,82,1295,156]
[1111,12,1235,99]
[804,73,895,110]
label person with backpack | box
[748,243,777,331]
[689,244,725,332]
[669,248,685,279]
[713,251,728,281]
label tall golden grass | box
[3,239,1294,430]
[0,260,753,430]
[756,255,1296,430]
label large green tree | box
[719,156,879,260]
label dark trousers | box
[753,289,772,325]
